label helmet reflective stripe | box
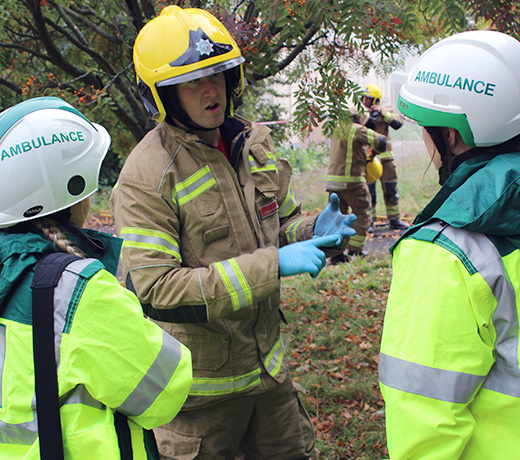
[398,95,475,146]
[0,97,93,141]
[0,97,110,228]
[398,30,520,147]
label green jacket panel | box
[0,230,192,459]
[110,116,315,407]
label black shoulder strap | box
[31,252,80,460]
[31,252,135,460]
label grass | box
[281,254,391,459]
[284,139,440,459]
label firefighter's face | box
[175,72,227,129]
[362,96,374,108]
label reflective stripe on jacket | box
[379,220,520,460]
[110,116,316,408]
[326,123,387,190]
[0,230,192,459]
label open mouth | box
[206,103,220,112]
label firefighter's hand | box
[278,234,341,278]
[314,193,357,239]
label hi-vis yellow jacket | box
[379,151,520,459]
[110,116,318,408]
[0,228,192,459]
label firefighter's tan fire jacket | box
[326,122,387,190]
[359,107,402,161]
[110,115,317,409]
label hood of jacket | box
[0,227,121,316]
[414,151,520,237]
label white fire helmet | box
[398,30,520,147]
[0,97,111,228]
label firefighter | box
[359,83,409,231]
[0,97,193,459]
[379,30,520,459]
[326,114,387,262]
[110,6,355,459]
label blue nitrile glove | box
[314,193,357,238]
[278,233,343,278]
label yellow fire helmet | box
[366,154,383,183]
[134,5,245,122]
[363,84,382,106]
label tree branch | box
[0,78,23,95]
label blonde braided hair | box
[32,217,86,258]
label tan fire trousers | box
[154,371,315,460]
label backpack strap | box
[31,252,81,460]
[31,251,136,460]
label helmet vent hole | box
[68,175,86,196]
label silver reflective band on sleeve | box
[263,337,284,377]
[367,128,374,146]
[0,418,37,445]
[378,353,486,404]
[117,330,183,416]
[214,259,253,311]
[278,184,297,218]
[121,227,182,261]
[63,384,105,410]
[284,218,305,244]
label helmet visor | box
[157,57,244,88]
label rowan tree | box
[0,0,516,178]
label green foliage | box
[237,78,289,145]
[275,142,328,174]
[0,0,516,183]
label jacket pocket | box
[154,425,202,460]
[203,225,229,244]
[172,331,230,372]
